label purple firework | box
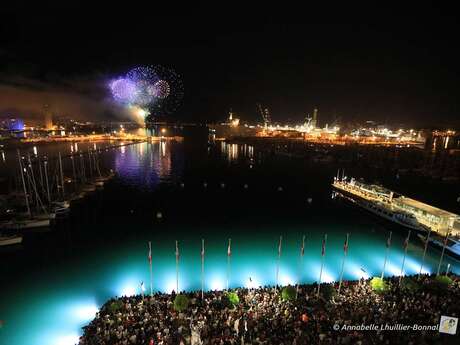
[109,65,183,111]
[126,66,158,84]
[152,80,170,99]
[125,66,160,105]
[149,65,184,115]
[134,80,155,105]
[110,78,137,102]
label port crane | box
[304,114,312,128]
[256,103,271,128]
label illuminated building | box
[2,118,25,131]
[311,108,318,128]
[44,104,53,130]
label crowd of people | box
[79,274,460,345]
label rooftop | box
[396,196,459,219]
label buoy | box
[203,182,208,188]
[307,198,313,204]
[180,183,185,188]
[277,186,283,192]
[221,183,225,188]
[130,209,134,214]
[156,211,163,219]
[244,184,249,189]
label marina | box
[1,12,460,344]
[1,140,459,344]
[0,141,144,237]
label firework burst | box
[152,80,170,99]
[109,78,137,103]
[109,65,183,115]
[149,65,184,115]
[126,66,158,84]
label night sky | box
[1,5,459,127]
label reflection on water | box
[0,140,459,345]
[431,134,460,151]
[70,143,80,153]
[0,141,183,193]
[220,142,254,162]
[114,142,178,188]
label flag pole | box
[201,239,205,299]
[338,233,349,295]
[317,234,327,298]
[436,231,449,276]
[175,240,179,292]
[381,231,392,279]
[148,241,153,297]
[296,235,305,298]
[418,228,431,278]
[399,230,411,284]
[276,236,282,290]
[226,238,231,290]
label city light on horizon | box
[1,11,460,345]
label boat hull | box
[0,235,23,246]
[0,218,50,231]
[416,234,460,261]
[333,186,426,234]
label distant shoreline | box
[0,135,183,150]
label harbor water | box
[0,139,459,345]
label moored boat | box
[417,233,460,260]
[333,182,425,232]
[332,176,460,237]
[82,183,96,193]
[332,174,460,259]
[51,201,71,217]
[0,234,23,246]
[0,217,51,231]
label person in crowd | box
[79,274,459,345]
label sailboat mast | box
[71,154,77,186]
[26,153,47,214]
[58,152,65,199]
[38,156,45,196]
[80,154,86,183]
[27,153,39,211]
[17,149,31,217]
[88,150,93,179]
[44,158,51,205]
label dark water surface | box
[0,139,459,345]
